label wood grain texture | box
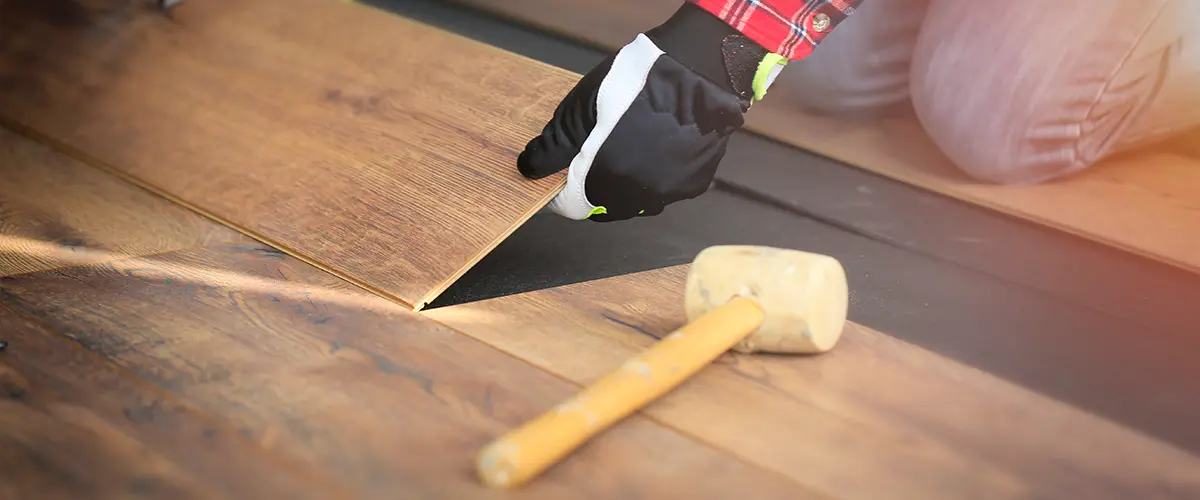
[0,306,326,500]
[0,0,572,310]
[0,242,820,499]
[0,127,244,277]
[423,265,1200,500]
[446,0,1200,276]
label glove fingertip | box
[516,141,561,179]
[520,132,585,179]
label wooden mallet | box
[475,245,850,488]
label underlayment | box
[376,0,1200,455]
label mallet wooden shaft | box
[475,296,767,489]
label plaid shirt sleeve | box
[686,0,863,60]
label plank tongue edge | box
[415,182,566,311]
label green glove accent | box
[752,53,787,102]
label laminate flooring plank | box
[0,127,245,277]
[424,265,1200,500]
[0,0,571,310]
[438,0,1200,276]
[0,241,821,499]
[0,307,325,500]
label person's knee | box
[769,0,928,117]
[909,0,1184,184]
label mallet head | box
[684,245,849,354]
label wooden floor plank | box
[0,242,820,499]
[423,265,1200,500]
[0,0,571,310]
[442,0,1200,277]
[0,127,245,277]
[0,306,327,500]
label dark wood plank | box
[0,241,821,499]
[0,0,571,310]
[424,265,1200,500]
[0,127,245,277]
[0,306,329,500]
[439,0,1200,277]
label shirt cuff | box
[685,0,859,60]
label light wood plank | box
[423,265,1200,500]
[0,306,328,499]
[446,0,1200,276]
[0,0,571,310]
[0,242,822,499]
[0,127,245,277]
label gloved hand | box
[516,3,788,222]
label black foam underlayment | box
[371,0,1200,455]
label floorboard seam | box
[0,117,423,310]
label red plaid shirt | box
[687,0,862,60]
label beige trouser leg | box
[909,0,1200,184]
[770,0,1199,184]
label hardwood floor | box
[5,192,1197,498]
[0,308,329,500]
[0,0,572,310]
[2,1,1196,498]
[424,265,1200,500]
[0,120,813,497]
[442,0,1200,277]
[0,242,816,498]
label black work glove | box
[516,3,788,222]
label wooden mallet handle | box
[474,296,766,489]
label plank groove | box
[0,306,328,500]
[441,0,1200,276]
[0,0,572,309]
[0,242,821,499]
[423,265,1200,500]
[0,127,245,277]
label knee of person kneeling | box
[910,72,1159,186]
[909,87,1098,185]
[921,127,1092,185]
[908,80,1096,185]
[905,0,1191,185]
